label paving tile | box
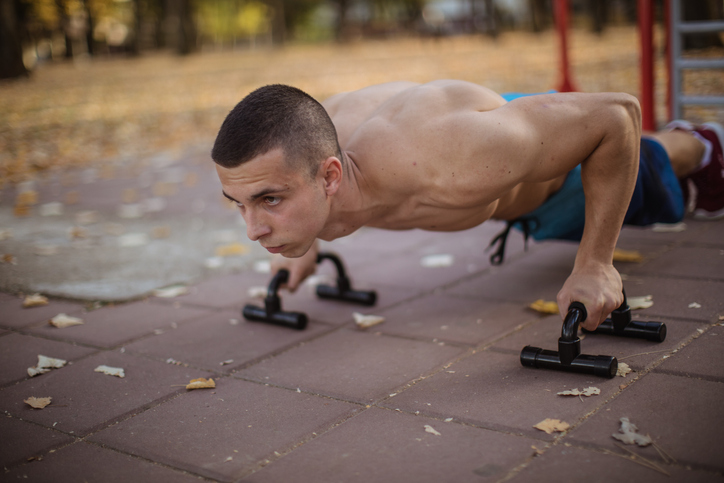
[160,269,419,325]
[654,325,724,380]
[616,219,712,244]
[618,276,724,322]
[124,310,334,372]
[25,300,211,348]
[238,328,465,404]
[0,296,86,330]
[0,415,74,468]
[0,351,212,436]
[502,240,578,273]
[2,441,204,482]
[241,407,537,483]
[375,295,541,346]
[506,444,722,483]
[380,350,623,439]
[566,373,724,472]
[491,313,709,372]
[444,263,570,303]
[0,333,97,387]
[629,246,724,281]
[688,220,724,247]
[90,378,360,482]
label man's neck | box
[318,151,379,241]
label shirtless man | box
[211,80,723,330]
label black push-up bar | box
[242,252,377,330]
[520,290,666,378]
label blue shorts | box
[507,138,684,242]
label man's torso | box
[323,80,566,231]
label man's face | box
[216,148,330,258]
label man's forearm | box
[576,96,641,269]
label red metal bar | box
[638,0,655,130]
[664,0,672,121]
[554,0,578,92]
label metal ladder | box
[669,0,724,119]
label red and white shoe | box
[667,120,724,220]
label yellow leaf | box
[613,248,643,263]
[23,294,49,308]
[533,418,570,434]
[215,242,250,257]
[528,299,559,315]
[186,378,215,390]
[24,397,52,409]
[49,313,84,328]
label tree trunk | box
[0,0,27,79]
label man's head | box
[212,85,345,258]
[211,84,342,177]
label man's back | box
[322,80,568,231]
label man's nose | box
[245,212,271,241]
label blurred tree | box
[528,0,549,33]
[0,0,28,79]
[683,0,723,49]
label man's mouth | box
[265,245,285,254]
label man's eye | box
[264,197,280,206]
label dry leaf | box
[94,365,125,378]
[24,397,52,409]
[420,254,454,267]
[2,254,17,265]
[215,242,250,257]
[49,313,84,328]
[204,256,223,269]
[13,204,31,217]
[424,425,441,436]
[529,299,559,315]
[652,222,686,232]
[0,228,13,240]
[28,355,67,377]
[613,248,643,263]
[247,286,267,298]
[186,378,215,389]
[39,202,63,216]
[616,362,633,377]
[534,418,570,434]
[118,203,144,219]
[34,245,58,256]
[353,312,385,329]
[75,210,99,225]
[688,302,701,309]
[557,386,601,397]
[153,285,188,298]
[253,260,271,273]
[151,225,171,239]
[612,417,652,446]
[16,190,38,205]
[118,233,149,247]
[627,295,653,310]
[23,294,49,308]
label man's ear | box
[320,156,343,196]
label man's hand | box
[269,241,319,292]
[557,261,624,331]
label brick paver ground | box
[2,213,723,482]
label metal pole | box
[638,0,655,130]
[554,0,578,92]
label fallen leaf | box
[534,418,570,434]
[24,397,52,409]
[39,202,63,216]
[67,226,87,240]
[688,302,701,309]
[23,294,49,308]
[28,355,67,377]
[247,286,267,298]
[529,299,559,315]
[49,313,84,328]
[219,359,234,366]
[353,312,385,329]
[75,210,99,225]
[651,222,686,232]
[186,378,215,389]
[627,295,653,310]
[613,248,643,263]
[215,242,250,257]
[2,254,17,265]
[94,365,125,378]
[557,386,601,397]
[253,260,271,273]
[34,245,58,256]
[204,256,223,269]
[0,229,13,240]
[612,417,652,446]
[118,233,149,247]
[616,362,633,377]
[152,225,171,239]
[424,424,441,436]
[420,254,454,267]
[153,285,188,298]
[16,190,38,205]
[118,204,144,219]
[719,315,724,321]
[13,203,31,217]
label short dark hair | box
[211,84,342,177]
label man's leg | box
[646,122,724,219]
